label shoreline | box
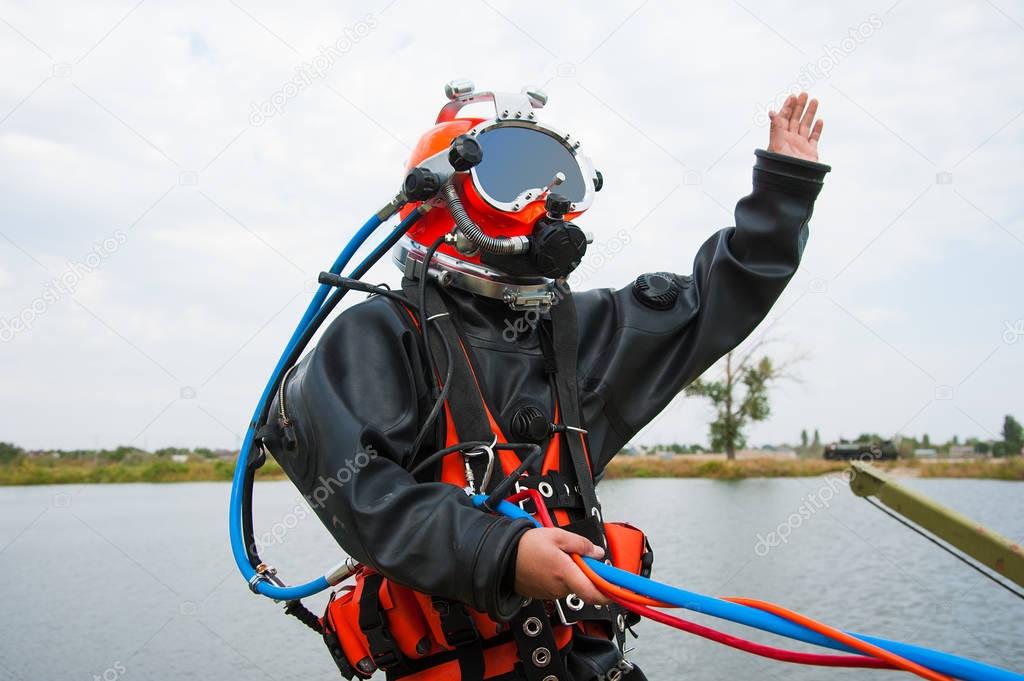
[602,456,1024,481]
[0,456,1021,486]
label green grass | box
[1,455,1020,486]
[916,456,1024,481]
[602,456,1024,480]
[603,457,850,480]
[0,457,287,485]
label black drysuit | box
[266,149,830,679]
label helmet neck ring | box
[392,236,558,312]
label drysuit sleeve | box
[574,149,831,471]
[265,298,534,621]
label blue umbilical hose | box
[230,209,420,601]
[479,496,1023,681]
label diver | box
[258,81,829,680]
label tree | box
[1002,415,1022,456]
[0,442,23,464]
[685,341,800,460]
[857,433,883,444]
[922,433,931,448]
[812,429,821,447]
[800,429,809,449]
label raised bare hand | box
[768,92,824,162]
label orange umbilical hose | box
[573,554,666,607]
[726,597,952,681]
[587,556,948,680]
[505,489,944,678]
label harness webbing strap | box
[403,276,493,488]
[510,600,570,681]
[358,573,406,673]
[431,597,485,681]
[514,472,582,511]
[402,276,495,680]
[545,286,603,529]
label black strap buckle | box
[431,597,479,648]
[358,574,404,671]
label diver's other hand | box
[768,92,824,162]
[513,527,609,605]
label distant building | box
[949,445,984,458]
[914,448,938,458]
[171,454,189,464]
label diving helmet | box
[392,79,602,311]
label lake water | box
[0,477,1021,680]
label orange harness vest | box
[320,279,651,681]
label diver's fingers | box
[788,92,808,132]
[775,95,795,133]
[799,98,819,138]
[554,530,605,560]
[809,119,824,146]
[562,565,610,606]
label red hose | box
[605,591,894,669]
[506,489,897,671]
[726,597,951,681]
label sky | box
[0,0,1022,451]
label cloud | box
[0,0,1022,449]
